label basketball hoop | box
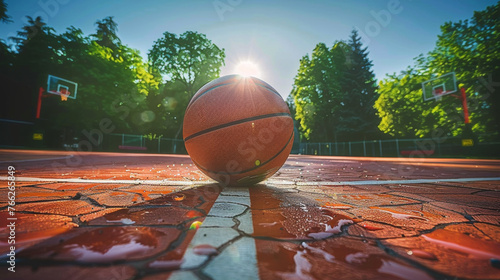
[422,72,457,101]
[37,75,78,118]
[432,88,446,102]
[59,88,71,101]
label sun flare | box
[234,60,262,78]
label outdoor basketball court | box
[1,149,499,279]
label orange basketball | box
[183,75,294,186]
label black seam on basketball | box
[186,82,236,111]
[191,130,294,176]
[184,113,292,142]
[255,83,282,98]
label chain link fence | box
[298,138,500,157]
[100,134,186,154]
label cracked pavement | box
[0,150,499,279]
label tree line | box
[1,1,499,149]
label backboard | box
[422,72,457,101]
[47,75,78,99]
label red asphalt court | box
[0,149,499,280]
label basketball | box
[183,75,294,186]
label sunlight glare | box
[234,60,262,78]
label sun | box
[234,60,262,78]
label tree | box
[10,16,54,51]
[375,66,438,138]
[0,0,14,121]
[291,43,343,142]
[337,29,379,140]
[3,16,57,121]
[290,30,379,142]
[91,16,121,50]
[148,31,225,139]
[0,0,12,23]
[0,0,12,69]
[286,94,296,120]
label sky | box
[1,0,497,99]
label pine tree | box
[91,16,121,51]
[0,0,12,23]
[337,29,379,141]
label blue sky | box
[1,0,497,98]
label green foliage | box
[0,16,160,146]
[290,30,378,142]
[91,16,121,51]
[0,0,11,23]
[148,31,225,138]
[337,30,379,140]
[23,25,149,133]
[375,68,436,137]
[149,31,225,93]
[0,0,13,79]
[3,16,59,122]
[291,43,341,141]
[0,13,227,149]
[375,2,500,140]
[286,94,296,120]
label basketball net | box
[432,89,444,101]
[60,90,70,101]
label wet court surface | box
[0,150,499,279]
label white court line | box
[0,176,499,186]
[267,177,500,186]
[0,176,214,186]
[0,155,74,163]
[174,187,258,279]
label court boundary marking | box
[1,176,499,186]
[0,155,74,164]
[176,187,258,279]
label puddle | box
[148,259,184,269]
[255,238,433,280]
[0,213,76,253]
[87,186,220,226]
[370,207,428,221]
[250,186,353,240]
[377,259,433,280]
[88,207,202,226]
[106,218,136,225]
[249,186,433,279]
[422,229,500,259]
[148,185,221,212]
[147,230,196,270]
[407,249,437,260]
[0,226,73,254]
[193,244,218,256]
[20,227,171,263]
